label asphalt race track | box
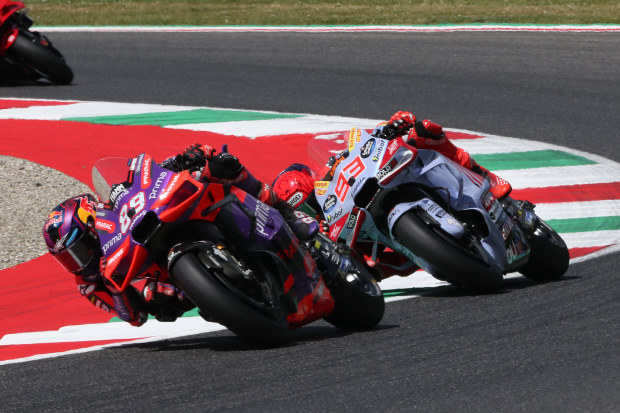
[1,32,619,412]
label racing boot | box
[470,160,512,200]
[142,281,196,322]
[306,232,351,289]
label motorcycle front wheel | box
[323,254,385,331]
[7,31,73,85]
[519,219,569,282]
[392,211,504,292]
[170,248,290,345]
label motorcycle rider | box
[43,145,321,327]
[271,111,513,280]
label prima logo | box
[255,201,272,237]
[149,172,168,200]
[102,232,123,254]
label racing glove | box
[206,152,245,180]
[388,111,417,135]
[161,143,216,173]
[411,119,445,140]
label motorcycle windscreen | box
[307,133,348,176]
[92,157,131,202]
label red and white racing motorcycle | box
[308,126,570,292]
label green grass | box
[25,0,620,26]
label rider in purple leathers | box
[43,145,319,326]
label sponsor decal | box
[347,211,357,229]
[446,216,464,229]
[373,139,385,162]
[329,222,343,240]
[482,191,495,211]
[424,138,444,146]
[141,156,152,189]
[348,128,362,151]
[129,209,147,231]
[360,138,376,158]
[45,210,63,230]
[314,180,330,196]
[107,245,126,267]
[134,154,144,174]
[287,191,304,207]
[255,201,272,237]
[149,171,168,200]
[323,194,337,213]
[327,207,343,223]
[506,237,526,264]
[325,155,346,180]
[102,232,123,254]
[95,219,116,233]
[387,139,399,156]
[159,174,180,201]
[376,163,393,181]
[501,218,515,240]
[129,157,138,172]
[109,183,127,205]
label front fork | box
[501,197,539,235]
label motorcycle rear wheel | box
[170,249,289,345]
[393,212,503,292]
[7,31,73,85]
[323,255,385,331]
[519,219,569,282]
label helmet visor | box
[53,228,99,274]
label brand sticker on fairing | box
[109,183,127,206]
[360,138,376,158]
[287,191,305,207]
[387,199,464,239]
[323,194,337,213]
[149,171,168,200]
[255,201,273,237]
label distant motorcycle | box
[309,126,570,292]
[0,0,73,84]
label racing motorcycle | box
[91,154,384,343]
[307,126,570,292]
[0,0,73,84]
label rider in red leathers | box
[272,111,513,280]
[389,111,511,200]
[43,145,319,327]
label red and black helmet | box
[43,194,101,276]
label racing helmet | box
[272,163,320,214]
[43,194,101,276]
